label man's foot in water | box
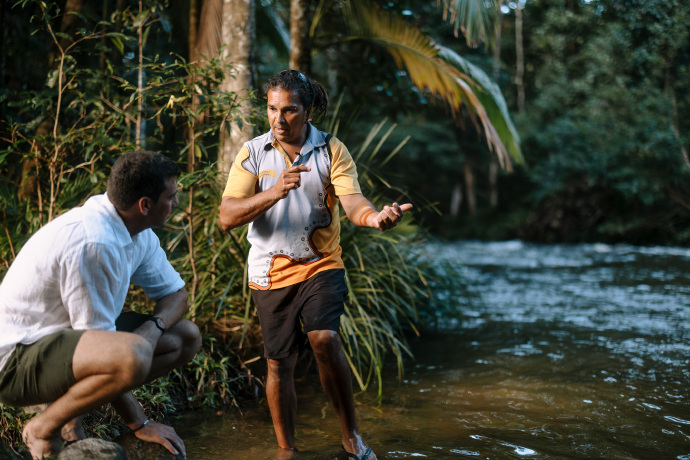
[342,434,376,460]
[276,445,298,460]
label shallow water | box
[177,240,690,459]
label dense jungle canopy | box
[2,0,689,246]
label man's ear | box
[137,196,152,216]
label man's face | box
[267,88,311,146]
[147,176,179,228]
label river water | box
[178,240,690,459]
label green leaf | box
[109,36,125,55]
[132,10,150,28]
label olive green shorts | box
[0,330,86,407]
[0,312,149,407]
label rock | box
[112,432,184,460]
[58,439,127,460]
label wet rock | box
[58,438,126,460]
[112,431,184,460]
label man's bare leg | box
[308,330,376,460]
[22,331,152,459]
[266,353,298,457]
[111,319,202,428]
[55,319,201,448]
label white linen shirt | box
[0,194,184,372]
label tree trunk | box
[450,182,463,217]
[195,0,223,61]
[112,0,126,65]
[18,0,85,202]
[136,0,146,147]
[190,0,223,173]
[99,1,110,70]
[492,1,503,81]
[289,0,312,73]
[464,163,477,215]
[490,3,503,208]
[189,0,199,63]
[0,2,5,87]
[489,157,499,208]
[671,89,690,168]
[48,0,85,66]
[515,3,525,114]
[219,0,255,179]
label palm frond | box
[439,45,523,167]
[344,1,522,168]
[440,0,499,47]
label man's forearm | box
[219,190,281,231]
[220,165,311,231]
[340,193,377,227]
[151,287,189,327]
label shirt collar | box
[85,194,135,246]
[268,122,327,156]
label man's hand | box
[134,420,186,458]
[371,202,413,231]
[273,165,310,199]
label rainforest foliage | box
[0,0,687,451]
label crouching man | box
[0,151,202,459]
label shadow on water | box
[177,241,690,459]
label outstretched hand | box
[134,420,186,458]
[372,202,413,231]
[273,165,311,199]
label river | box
[177,240,690,459]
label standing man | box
[219,70,412,460]
[0,151,202,459]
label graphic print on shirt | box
[241,131,336,290]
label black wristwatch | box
[148,316,166,333]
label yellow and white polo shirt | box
[223,124,361,290]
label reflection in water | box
[178,241,690,459]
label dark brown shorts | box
[251,269,348,360]
[0,313,147,407]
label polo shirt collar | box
[268,122,327,157]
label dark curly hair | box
[106,150,180,210]
[264,70,329,124]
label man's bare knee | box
[267,355,297,381]
[73,331,152,385]
[308,330,341,361]
[118,335,153,386]
[175,319,202,355]
[157,319,201,364]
